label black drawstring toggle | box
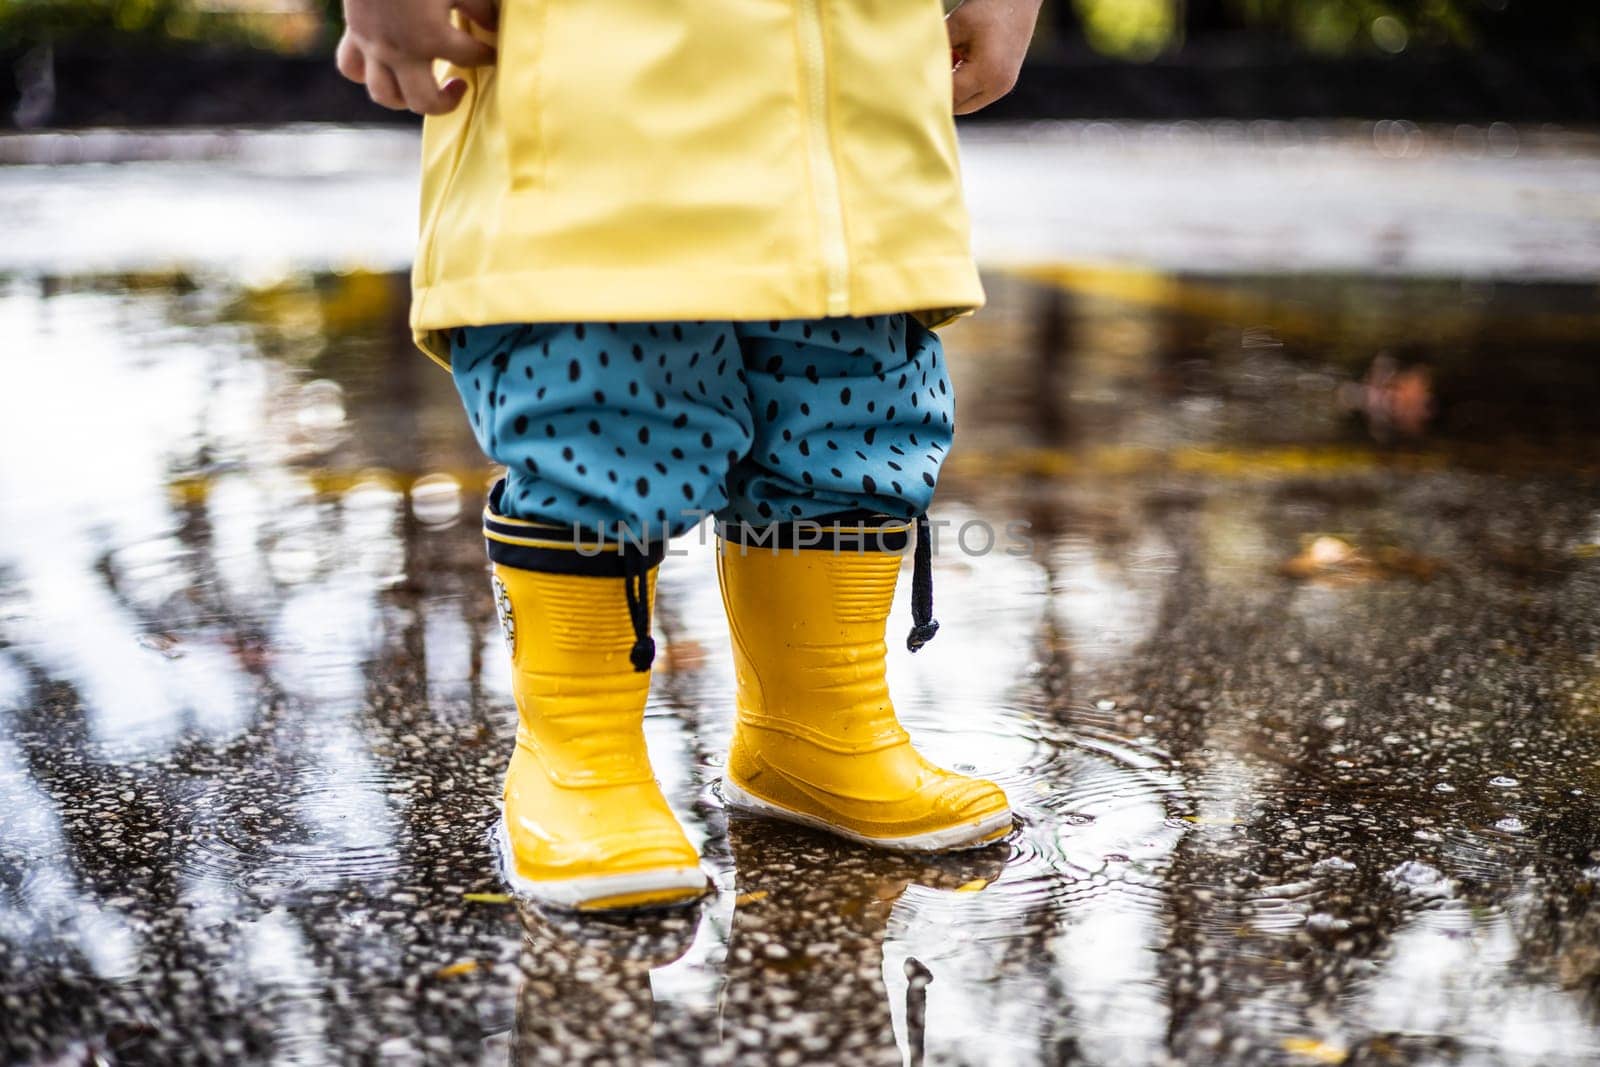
[622,548,656,672]
[629,635,656,673]
[906,513,939,653]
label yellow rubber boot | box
[716,516,1013,851]
[483,485,708,911]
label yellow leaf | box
[462,892,512,904]
[954,879,990,893]
[434,960,479,979]
[735,890,769,906]
[1280,1037,1347,1064]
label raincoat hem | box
[410,258,984,366]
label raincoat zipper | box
[796,0,851,316]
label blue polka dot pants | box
[450,315,954,539]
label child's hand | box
[336,0,497,116]
[946,0,1042,115]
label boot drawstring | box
[622,547,656,673]
[907,513,939,653]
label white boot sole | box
[493,819,710,911]
[719,775,1014,853]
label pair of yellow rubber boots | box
[483,491,1012,911]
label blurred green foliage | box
[1075,0,1178,59]
[0,0,340,51]
[2,0,235,47]
[1,0,1594,59]
[1069,0,1600,60]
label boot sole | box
[720,775,1015,853]
[493,819,710,912]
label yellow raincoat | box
[410,0,984,366]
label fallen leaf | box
[954,879,989,893]
[1280,1037,1347,1064]
[1280,536,1376,581]
[1279,535,1442,584]
[735,890,769,906]
[462,892,512,904]
[434,960,479,979]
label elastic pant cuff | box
[714,513,914,554]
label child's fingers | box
[335,34,367,85]
[950,47,1015,114]
[952,65,985,113]
[432,76,469,114]
[432,27,496,68]
[452,0,498,32]
[395,60,464,115]
[944,1,1025,115]
[945,4,986,112]
[945,3,975,51]
[952,51,1002,114]
[953,81,996,115]
[365,62,408,110]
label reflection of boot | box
[719,816,1008,1065]
[484,480,707,910]
[512,903,701,1063]
[716,518,1012,850]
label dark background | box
[3,0,1598,127]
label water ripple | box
[177,771,406,897]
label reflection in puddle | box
[3,239,1600,1063]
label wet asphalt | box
[4,142,1600,1066]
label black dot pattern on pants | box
[722,313,952,525]
[447,313,952,536]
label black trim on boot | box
[483,479,668,577]
[714,511,913,554]
[483,477,664,670]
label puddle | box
[4,130,1600,1065]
